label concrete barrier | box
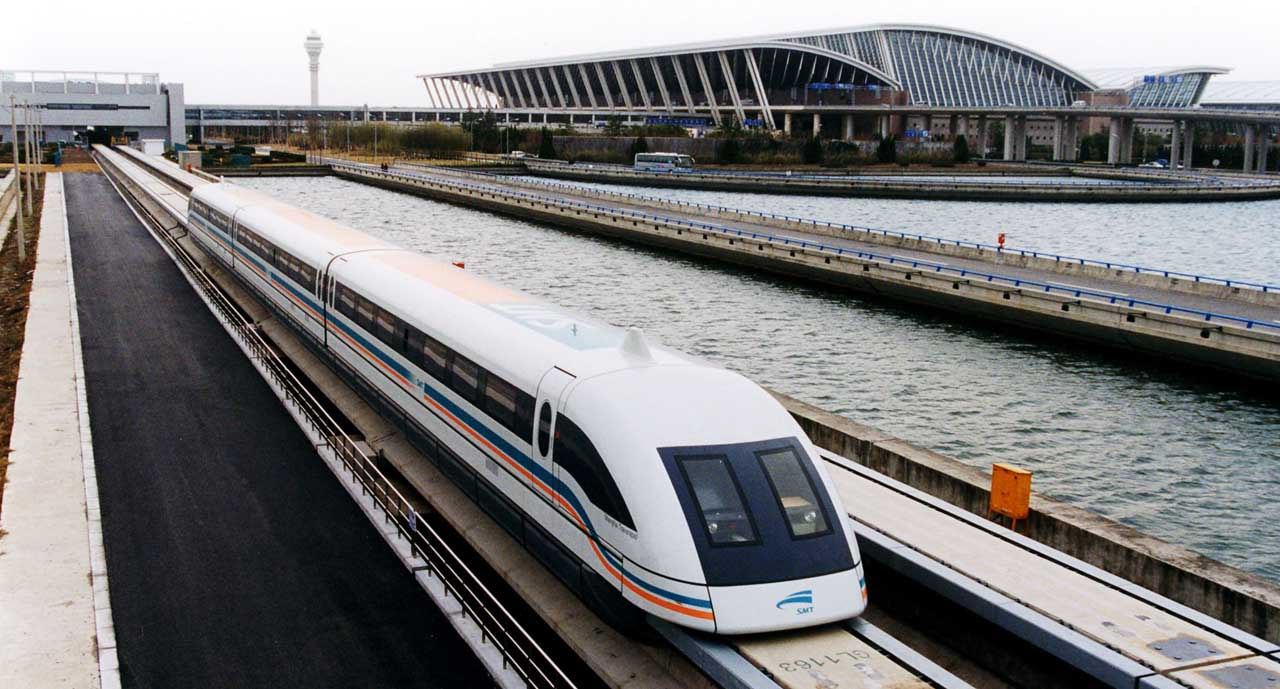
[523,159,1280,202]
[420,165,1280,309]
[772,390,1280,644]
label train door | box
[526,367,582,585]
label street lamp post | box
[10,96,25,263]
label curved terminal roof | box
[1200,80,1280,106]
[417,24,1234,116]
[1084,66,1230,90]
[1082,66,1229,108]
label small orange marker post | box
[989,463,1031,532]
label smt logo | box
[775,590,814,615]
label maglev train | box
[184,180,867,634]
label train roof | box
[193,182,397,260]
[337,248,701,388]
[199,181,712,388]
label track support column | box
[1003,115,1015,160]
[1244,125,1257,172]
[784,112,792,135]
[1182,123,1195,170]
[1108,117,1121,164]
[1259,129,1270,173]
[813,113,821,137]
[843,114,855,141]
[1169,121,1182,169]
[1052,115,1065,160]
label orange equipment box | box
[989,463,1032,530]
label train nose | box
[707,566,867,635]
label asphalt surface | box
[64,171,493,688]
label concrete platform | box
[0,173,115,688]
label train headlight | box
[803,510,817,523]
[708,522,719,534]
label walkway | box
[63,171,492,687]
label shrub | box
[802,136,824,164]
[717,138,742,164]
[877,135,898,163]
[953,135,971,163]
[538,128,556,159]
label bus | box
[634,152,694,171]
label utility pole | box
[22,103,34,216]
[10,96,26,263]
[35,105,43,191]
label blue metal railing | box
[326,159,1280,334]
[397,161,1280,295]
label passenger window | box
[756,447,831,539]
[405,326,425,368]
[421,335,450,379]
[449,355,482,404]
[677,455,757,546]
[375,308,398,348]
[483,375,518,431]
[337,284,357,319]
[355,297,375,332]
[537,403,551,456]
[553,415,634,529]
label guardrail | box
[524,161,1206,187]
[397,161,1280,296]
[521,159,1279,191]
[99,148,576,689]
[332,159,1280,334]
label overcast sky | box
[5,0,1278,106]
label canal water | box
[239,175,1280,584]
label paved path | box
[63,171,492,688]
[0,174,108,688]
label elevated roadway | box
[326,160,1280,383]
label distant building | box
[1,70,185,147]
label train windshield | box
[757,447,831,538]
[660,438,854,587]
[677,455,758,545]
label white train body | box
[185,182,867,634]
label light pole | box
[10,96,25,263]
[23,103,33,215]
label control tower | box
[304,30,323,106]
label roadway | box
[63,171,493,688]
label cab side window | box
[553,414,634,530]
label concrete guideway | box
[0,173,119,689]
[520,159,1280,202]
[418,163,1280,313]
[822,454,1280,689]
[329,161,1280,382]
[61,168,495,687]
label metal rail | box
[404,161,1280,293]
[332,159,1280,334]
[94,147,577,689]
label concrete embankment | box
[332,163,1280,383]
[422,165,1280,309]
[774,391,1280,644]
[522,160,1280,202]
